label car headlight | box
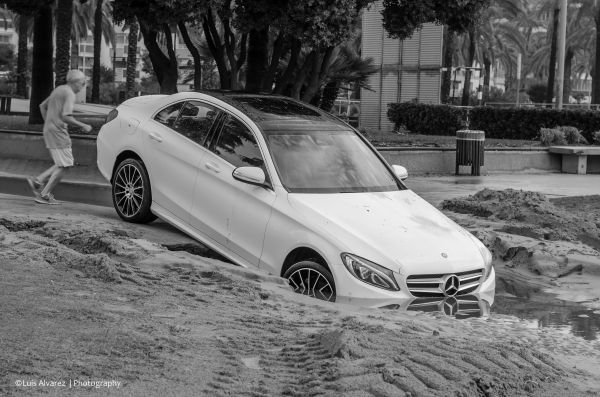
[341,253,400,291]
[478,244,493,281]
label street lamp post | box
[557,0,568,110]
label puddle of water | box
[493,295,600,341]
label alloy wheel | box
[114,163,144,218]
[287,268,335,301]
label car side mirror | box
[392,165,408,180]
[232,166,266,186]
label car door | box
[189,114,276,266]
[142,100,220,223]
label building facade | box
[360,1,444,131]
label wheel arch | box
[280,247,330,278]
[111,150,144,183]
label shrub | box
[387,102,598,141]
[387,103,467,136]
[539,128,566,146]
[526,84,547,103]
[556,126,588,144]
[592,131,600,144]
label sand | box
[0,190,599,396]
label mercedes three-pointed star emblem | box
[442,275,460,297]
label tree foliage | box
[381,0,491,40]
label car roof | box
[190,91,351,133]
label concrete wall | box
[379,148,563,175]
[0,131,576,175]
[0,131,97,166]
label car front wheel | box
[112,158,156,223]
[283,261,336,302]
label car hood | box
[287,190,483,275]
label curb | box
[0,173,112,207]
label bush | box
[539,128,566,146]
[387,103,467,136]
[388,102,598,141]
[592,131,600,144]
[526,84,547,103]
[556,126,588,144]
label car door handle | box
[149,132,163,142]
[205,162,221,173]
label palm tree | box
[455,0,526,105]
[15,14,29,98]
[55,0,73,86]
[71,0,94,70]
[90,0,114,103]
[125,18,139,99]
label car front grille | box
[407,295,483,318]
[406,269,483,297]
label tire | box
[112,158,156,224]
[283,261,336,302]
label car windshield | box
[267,130,402,193]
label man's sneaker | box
[35,193,60,205]
[27,178,43,199]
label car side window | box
[154,102,184,127]
[172,101,220,147]
[212,115,264,169]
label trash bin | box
[455,129,485,176]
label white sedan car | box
[97,92,495,305]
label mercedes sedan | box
[97,92,495,305]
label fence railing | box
[485,102,600,111]
[332,99,360,127]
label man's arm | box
[39,98,49,121]
[63,114,92,133]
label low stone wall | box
[0,130,567,175]
[0,130,97,166]
[378,147,562,175]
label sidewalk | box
[1,157,599,208]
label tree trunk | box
[16,15,29,98]
[274,38,301,95]
[461,28,476,107]
[563,47,573,104]
[71,33,79,70]
[261,31,286,92]
[30,6,54,124]
[291,51,316,100]
[91,0,103,103]
[483,56,491,103]
[138,22,178,94]
[546,6,559,104]
[245,27,269,92]
[202,11,230,89]
[55,0,73,86]
[126,19,139,98]
[441,27,454,104]
[594,10,600,103]
[302,46,334,103]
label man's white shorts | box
[49,148,74,167]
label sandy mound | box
[442,189,600,308]
[442,189,600,250]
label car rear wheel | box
[112,158,156,223]
[283,261,336,302]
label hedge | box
[387,102,600,141]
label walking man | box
[28,70,92,204]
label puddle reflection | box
[338,294,492,319]
[493,296,600,341]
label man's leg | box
[35,165,57,185]
[40,166,67,197]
